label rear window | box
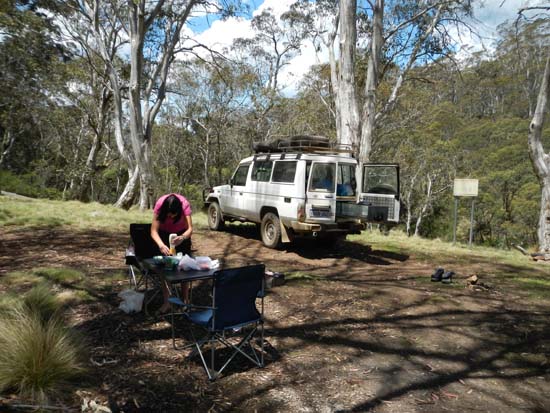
[309,163,336,192]
[272,161,297,183]
[251,160,273,182]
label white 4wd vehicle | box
[204,137,400,248]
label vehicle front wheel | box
[261,212,281,249]
[207,202,225,231]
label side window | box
[232,163,250,186]
[337,163,357,196]
[272,161,297,183]
[251,160,273,182]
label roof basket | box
[253,135,356,155]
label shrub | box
[0,170,61,200]
[0,287,84,403]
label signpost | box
[453,179,479,247]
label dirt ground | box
[1,224,550,412]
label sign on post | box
[452,179,479,247]
[453,179,479,197]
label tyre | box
[261,212,281,249]
[207,202,225,231]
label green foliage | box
[0,170,62,200]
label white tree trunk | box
[338,0,360,148]
[359,0,383,162]
[114,165,139,209]
[527,55,550,252]
[414,174,433,237]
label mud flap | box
[280,221,291,243]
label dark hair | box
[157,194,182,223]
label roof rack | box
[253,135,356,156]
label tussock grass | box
[1,271,42,288]
[1,268,84,289]
[32,267,84,284]
[21,283,62,324]
[0,285,85,403]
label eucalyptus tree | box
[511,5,550,252]
[0,0,68,171]
[528,56,550,251]
[65,0,240,209]
[164,58,254,187]
[232,8,306,141]
[495,19,550,117]
[290,0,473,161]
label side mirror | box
[229,178,234,187]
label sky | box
[181,0,541,94]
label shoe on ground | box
[441,271,454,284]
[431,267,444,282]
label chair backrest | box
[212,264,265,331]
[130,223,160,259]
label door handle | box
[239,192,243,195]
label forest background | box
[1,0,549,250]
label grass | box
[0,195,209,231]
[349,229,540,270]
[511,277,550,299]
[0,268,98,307]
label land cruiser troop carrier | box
[204,136,400,248]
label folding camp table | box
[139,258,217,315]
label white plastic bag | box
[118,289,144,313]
[178,254,200,271]
[177,255,220,271]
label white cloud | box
[192,16,254,53]
[253,0,296,17]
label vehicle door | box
[306,161,337,222]
[357,163,400,223]
[223,163,250,216]
[246,159,274,221]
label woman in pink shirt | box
[151,193,193,313]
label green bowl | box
[165,256,180,269]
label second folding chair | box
[169,264,266,380]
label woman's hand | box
[173,235,187,246]
[159,244,171,256]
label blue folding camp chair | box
[169,264,266,380]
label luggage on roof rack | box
[252,135,355,155]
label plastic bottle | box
[169,233,177,255]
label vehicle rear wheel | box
[207,202,224,231]
[261,212,281,249]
